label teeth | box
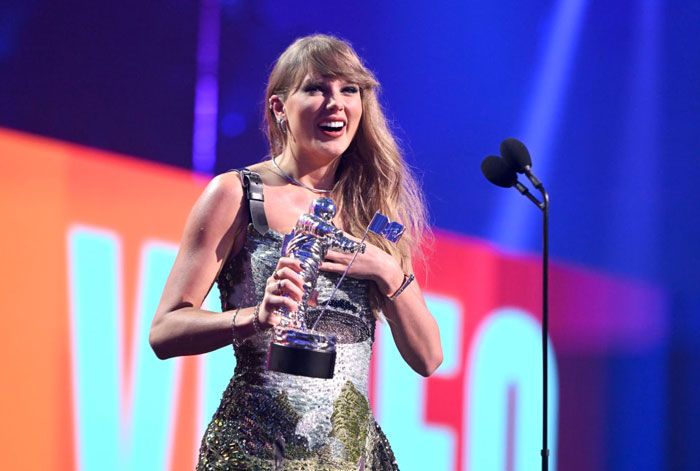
[320,121,344,129]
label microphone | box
[500,138,543,189]
[481,155,517,188]
[480,154,544,209]
[481,138,552,471]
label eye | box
[342,85,360,94]
[303,83,324,94]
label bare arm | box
[148,172,303,359]
[377,260,443,377]
[322,245,442,377]
[148,172,247,359]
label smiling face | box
[280,75,362,163]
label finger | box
[276,257,303,272]
[257,306,282,329]
[340,232,377,253]
[261,294,298,316]
[269,294,299,313]
[275,278,304,302]
[320,261,348,273]
[264,314,280,329]
[267,269,300,291]
[274,267,306,290]
[266,277,288,296]
[323,250,353,262]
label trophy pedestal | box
[267,342,336,379]
[267,328,337,379]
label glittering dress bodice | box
[197,224,398,471]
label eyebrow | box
[303,75,358,85]
[294,76,361,94]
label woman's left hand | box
[323,235,443,377]
[320,238,404,297]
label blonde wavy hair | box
[264,34,430,311]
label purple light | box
[192,0,221,175]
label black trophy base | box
[267,342,336,379]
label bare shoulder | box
[186,171,247,244]
[200,171,244,209]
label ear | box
[268,95,285,118]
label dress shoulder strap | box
[230,168,269,235]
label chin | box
[315,142,350,160]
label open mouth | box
[318,120,346,135]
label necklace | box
[272,156,333,194]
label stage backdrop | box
[0,128,667,471]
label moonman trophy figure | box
[267,197,366,379]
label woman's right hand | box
[258,257,306,329]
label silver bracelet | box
[388,274,415,302]
[252,303,262,333]
[231,307,243,348]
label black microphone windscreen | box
[500,138,532,173]
[481,155,517,188]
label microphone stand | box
[514,175,550,470]
[482,151,551,469]
[538,185,550,471]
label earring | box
[276,117,287,134]
[268,97,273,110]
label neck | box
[276,147,340,192]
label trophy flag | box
[368,212,406,243]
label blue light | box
[220,112,247,138]
[466,308,559,471]
[606,0,661,278]
[490,0,588,251]
[68,226,180,470]
[68,226,122,471]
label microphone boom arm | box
[514,181,545,210]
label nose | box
[326,89,344,111]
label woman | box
[149,34,442,470]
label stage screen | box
[0,128,667,470]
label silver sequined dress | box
[196,224,399,471]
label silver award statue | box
[266,197,406,379]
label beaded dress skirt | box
[197,225,399,471]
